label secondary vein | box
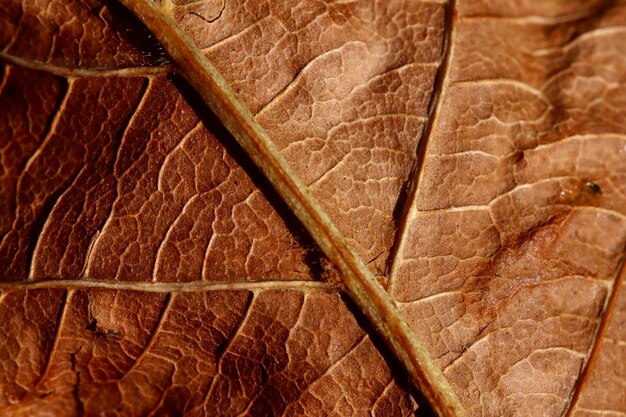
[0,279,336,293]
[387,0,458,288]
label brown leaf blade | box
[0,287,417,416]
[1,0,626,416]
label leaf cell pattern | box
[0,0,625,416]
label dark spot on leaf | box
[585,181,602,195]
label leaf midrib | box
[116,0,467,416]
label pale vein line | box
[394,119,626,170]
[151,194,200,282]
[528,133,626,153]
[530,346,586,359]
[351,61,439,98]
[387,0,457,288]
[79,230,99,279]
[451,78,551,104]
[122,293,172,384]
[574,408,626,417]
[281,113,426,157]
[0,79,71,249]
[279,334,369,417]
[0,279,336,293]
[17,80,72,189]
[111,78,153,179]
[494,346,586,390]
[151,121,207,283]
[460,7,607,25]
[174,0,209,10]
[237,292,306,417]
[255,41,365,117]
[84,79,152,278]
[201,15,273,53]
[157,121,203,193]
[115,297,175,417]
[397,290,460,306]
[531,26,626,57]
[401,275,611,306]
[204,292,254,407]
[0,64,10,93]
[33,290,71,388]
[2,2,25,54]
[0,52,172,78]
[370,378,396,414]
[413,175,590,211]
[199,192,229,281]
[308,144,416,188]
[433,149,500,159]
[564,257,626,417]
[442,267,620,376]
[28,164,89,280]
[415,196,626,221]
[445,339,585,376]
[580,206,626,221]
[605,339,626,348]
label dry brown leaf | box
[0,0,625,416]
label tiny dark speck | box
[585,181,602,195]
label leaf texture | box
[0,0,625,416]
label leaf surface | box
[0,0,625,416]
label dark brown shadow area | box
[102,0,171,65]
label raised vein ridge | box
[0,278,336,293]
[563,256,626,416]
[387,0,457,287]
[117,0,467,416]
